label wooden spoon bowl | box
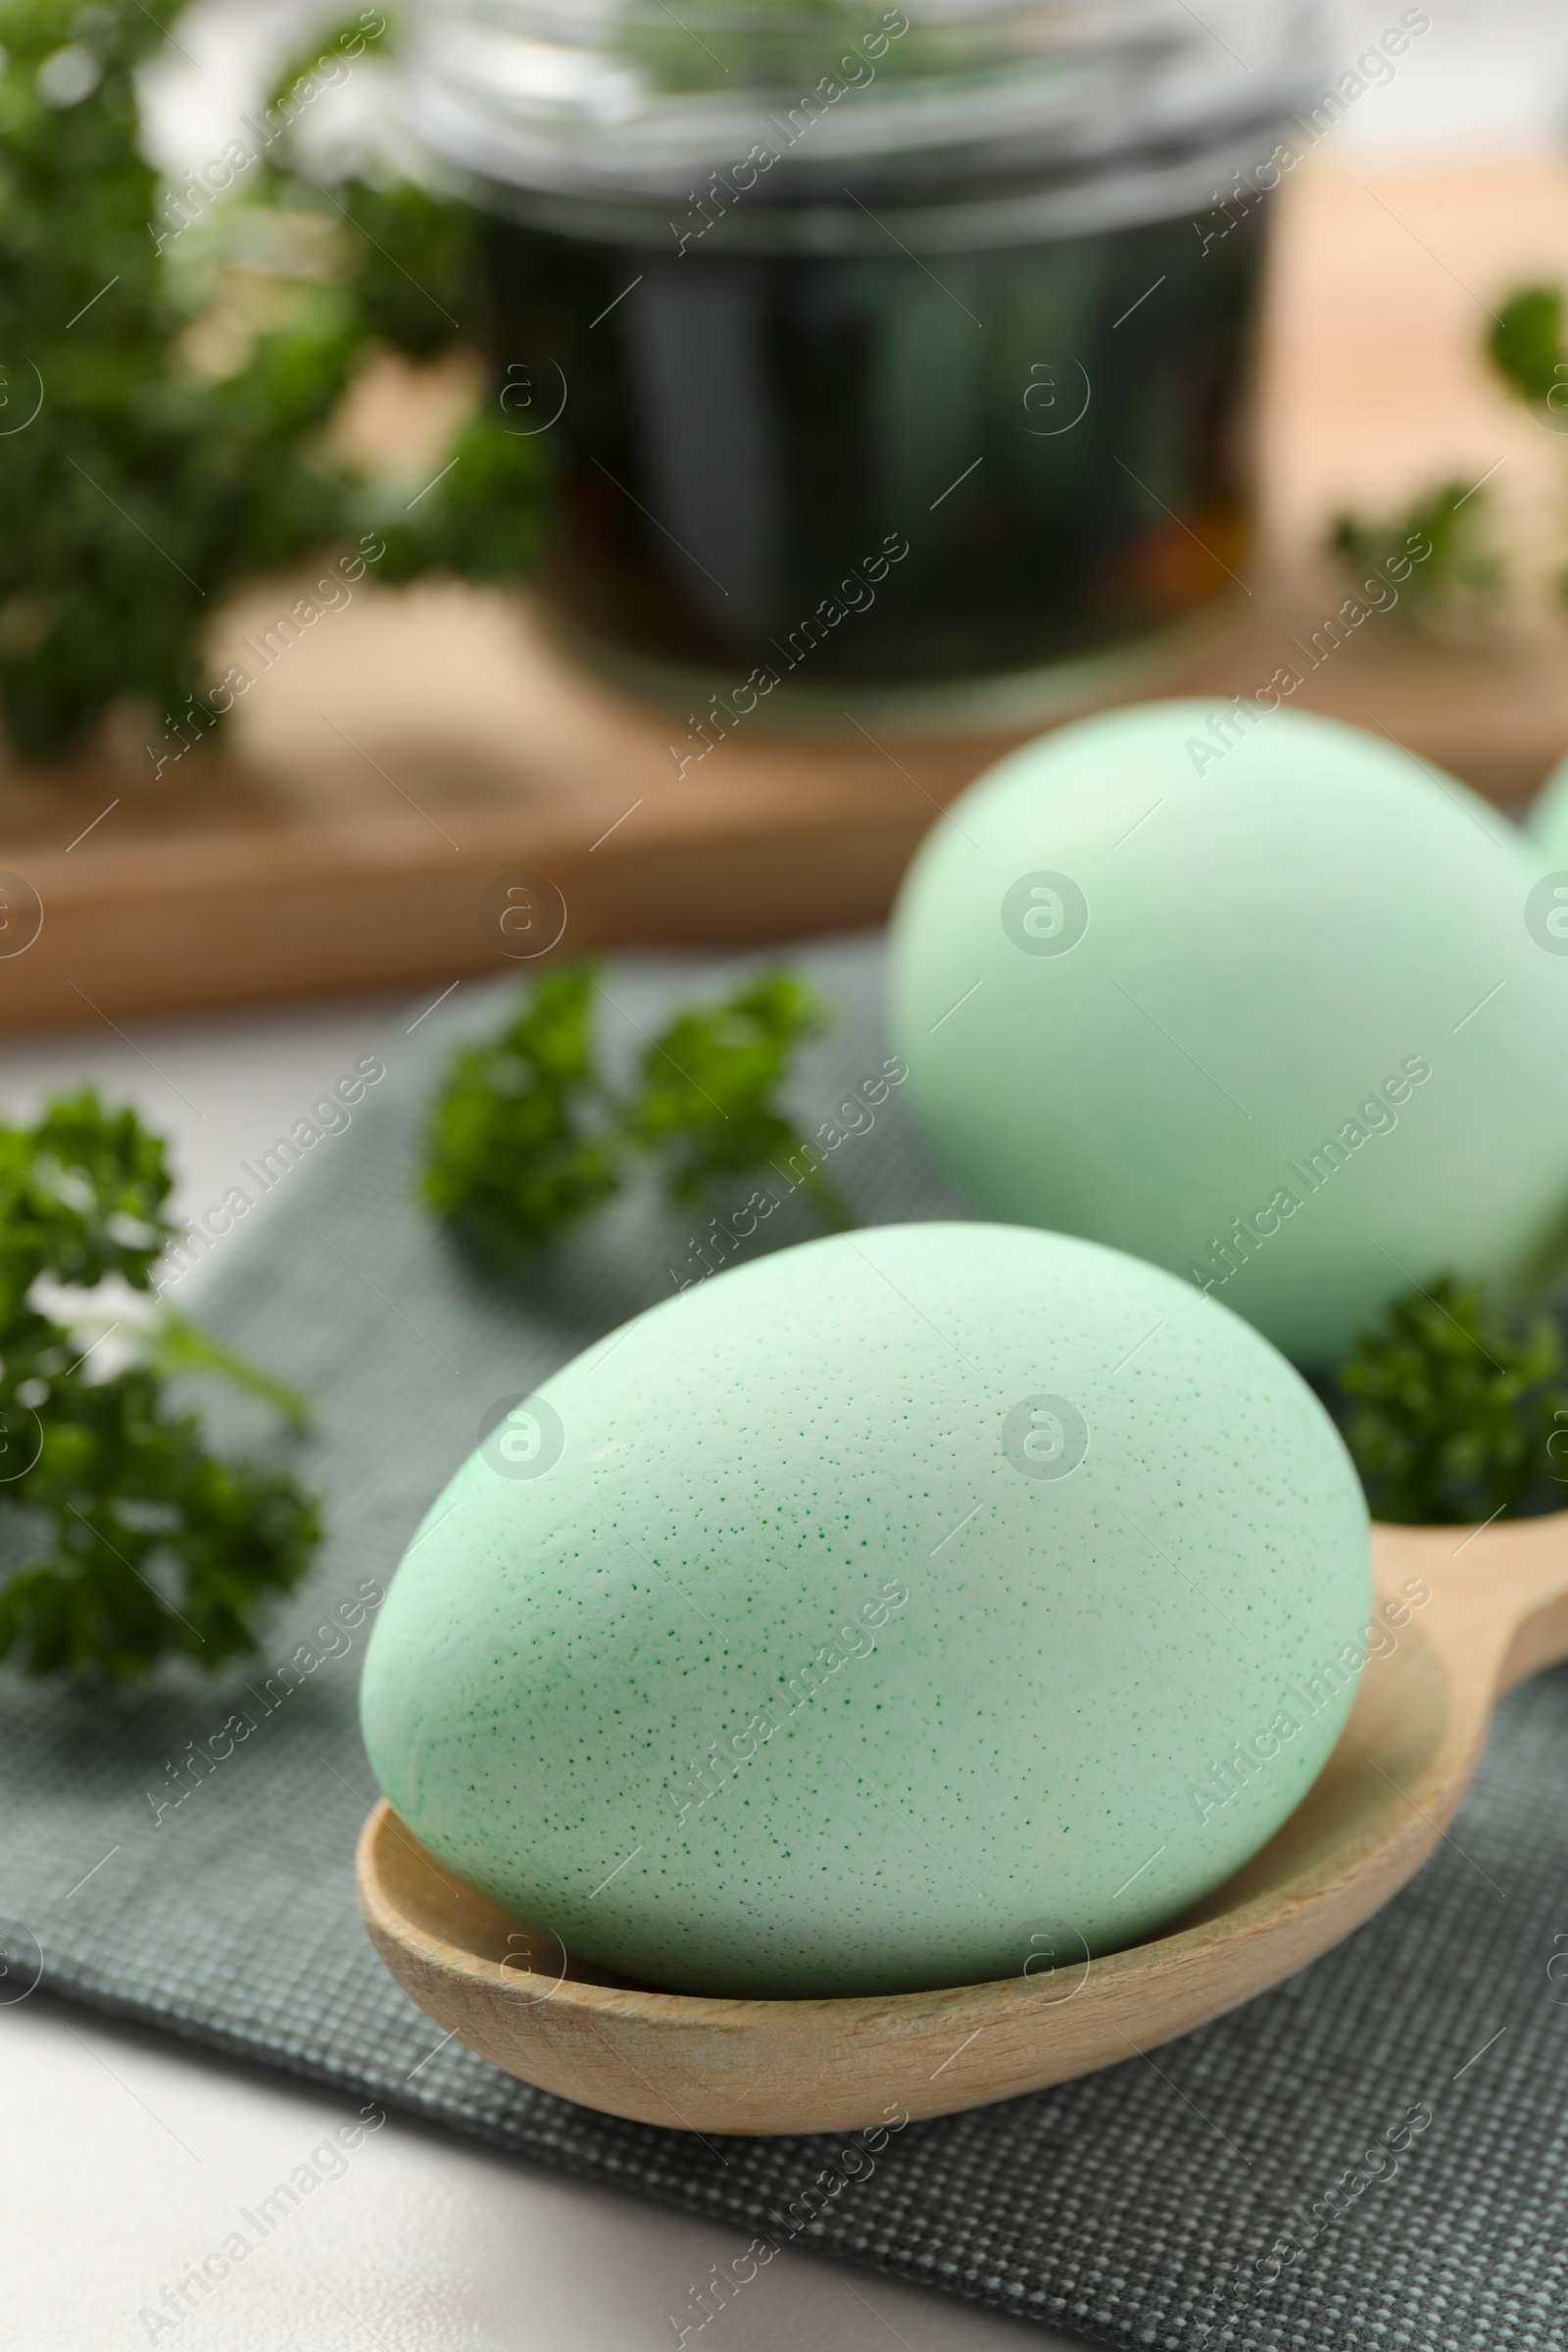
[357,1514,1568,2136]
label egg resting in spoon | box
[361,1223,1370,1998]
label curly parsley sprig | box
[1332,1275,1568,1525]
[1328,479,1502,630]
[419,963,854,1264]
[0,1092,318,1681]
[0,0,545,763]
[1489,283,1568,416]
[624,970,854,1230]
[1327,276,1568,621]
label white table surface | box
[0,994,1072,2352]
[5,1993,1050,2352]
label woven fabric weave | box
[2,936,1563,2352]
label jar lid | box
[407,0,1330,209]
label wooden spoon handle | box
[1375,1510,1568,1698]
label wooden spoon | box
[356,1512,1568,2136]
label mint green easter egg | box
[361,1222,1369,1999]
[1527,743,1568,873]
[890,703,1568,1365]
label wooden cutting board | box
[4,153,1567,1033]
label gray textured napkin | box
[3,934,1565,2352]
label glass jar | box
[407,0,1325,730]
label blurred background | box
[138,0,1568,176]
[5,0,1568,1086]
[137,0,1568,168]
[9,0,1564,1196]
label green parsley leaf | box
[627,971,854,1230]
[1328,478,1502,629]
[0,0,546,762]
[1333,1276,1568,1525]
[1488,283,1566,408]
[0,1089,319,1680]
[420,962,855,1262]
[419,965,621,1263]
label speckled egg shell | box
[889,703,1568,1365]
[360,1222,1370,1998]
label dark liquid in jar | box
[484,193,1267,693]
